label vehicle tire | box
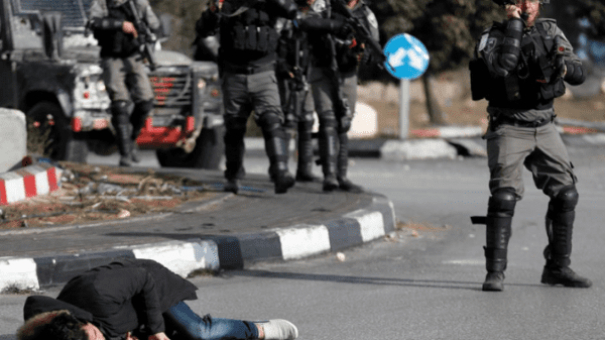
[156,125,225,169]
[26,101,88,163]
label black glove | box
[335,22,353,39]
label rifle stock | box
[127,0,157,70]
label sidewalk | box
[0,168,395,292]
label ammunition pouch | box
[227,7,279,54]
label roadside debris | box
[0,162,217,229]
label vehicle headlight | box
[197,79,206,90]
[96,80,106,93]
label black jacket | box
[23,259,198,339]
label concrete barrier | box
[0,109,27,173]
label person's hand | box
[122,21,138,38]
[125,332,139,340]
[148,332,170,340]
[505,4,521,19]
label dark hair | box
[18,312,89,340]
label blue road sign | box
[383,33,430,80]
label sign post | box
[383,34,430,140]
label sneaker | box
[482,271,505,292]
[541,266,592,288]
[224,179,239,194]
[259,319,299,340]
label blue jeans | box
[164,302,259,340]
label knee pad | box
[111,100,132,116]
[318,111,338,134]
[257,113,283,133]
[550,186,579,213]
[111,100,132,126]
[488,187,517,218]
[134,99,154,115]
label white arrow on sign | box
[388,47,407,68]
[407,49,425,71]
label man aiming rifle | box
[469,0,591,292]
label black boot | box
[336,132,363,193]
[541,188,592,288]
[482,189,516,292]
[296,120,318,182]
[318,115,339,192]
[262,119,295,194]
[224,179,239,194]
[130,100,153,163]
[111,101,133,167]
[224,117,248,194]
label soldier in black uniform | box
[195,0,299,194]
[470,0,592,291]
[292,0,357,191]
[329,0,379,193]
[275,1,319,183]
[89,0,160,167]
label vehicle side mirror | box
[41,12,63,60]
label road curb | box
[0,163,62,205]
[0,193,395,291]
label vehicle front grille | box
[149,68,192,109]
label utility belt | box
[221,62,274,75]
[491,114,554,130]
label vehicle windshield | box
[10,0,96,49]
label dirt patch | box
[0,163,217,230]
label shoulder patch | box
[366,9,378,29]
[478,33,489,52]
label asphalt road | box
[1,143,604,339]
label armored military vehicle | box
[0,0,224,169]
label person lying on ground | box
[17,259,298,340]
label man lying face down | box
[17,259,298,340]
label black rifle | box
[287,26,306,123]
[127,0,157,70]
[331,0,386,69]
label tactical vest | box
[470,20,566,110]
[94,4,138,57]
[220,3,279,59]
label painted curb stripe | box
[1,172,26,203]
[0,165,61,204]
[130,240,220,278]
[344,209,385,242]
[0,257,40,291]
[15,169,37,198]
[1,198,396,292]
[28,166,50,196]
[0,180,7,205]
[276,225,331,261]
[47,167,59,191]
